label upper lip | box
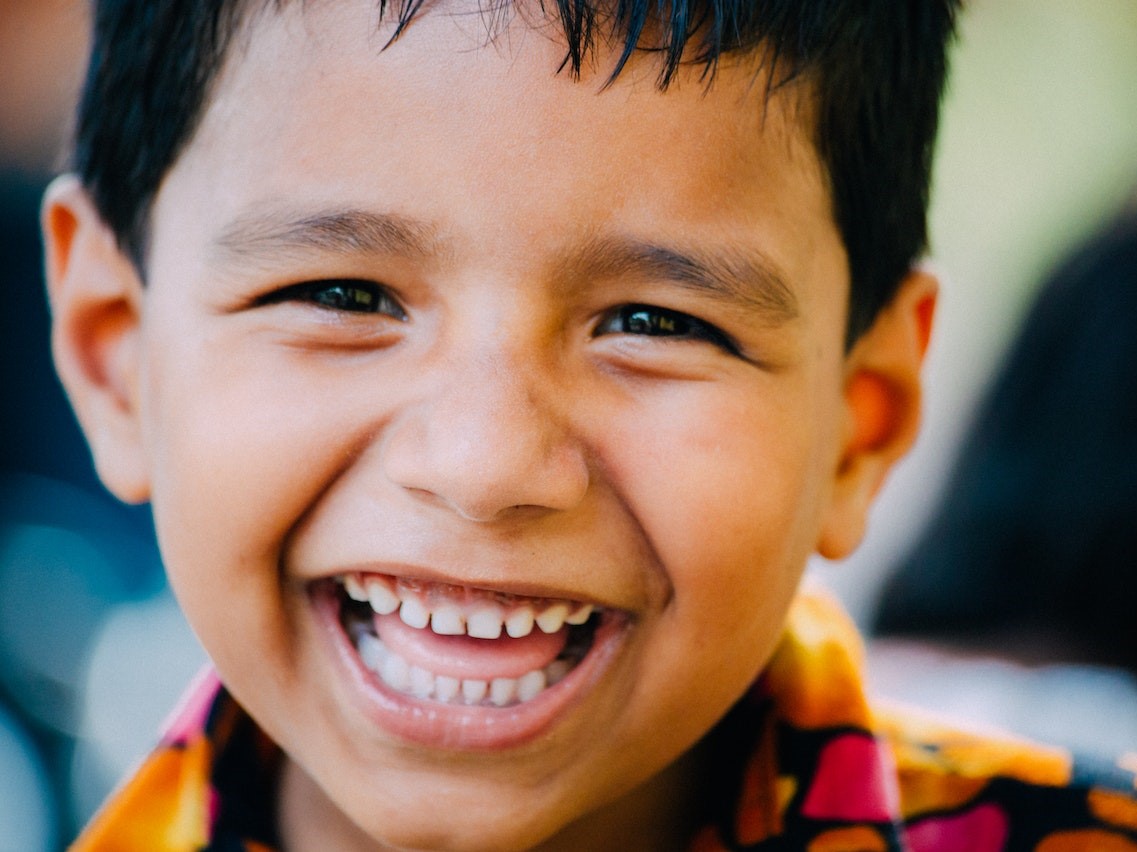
[303,562,628,612]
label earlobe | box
[43,175,151,504]
[816,269,938,560]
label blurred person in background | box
[2,5,89,847]
[872,204,1137,758]
[1,3,201,847]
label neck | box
[534,740,713,852]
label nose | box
[380,349,590,522]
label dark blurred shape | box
[875,208,1137,674]
[0,169,105,491]
[1,1,97,488]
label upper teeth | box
[342,573,594,640]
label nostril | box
[449,501,560,524]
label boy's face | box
[49,2,932,849]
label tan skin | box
[46,3,935,849]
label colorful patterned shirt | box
[72,589,1137,850]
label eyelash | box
[594,304,740,355]
[255,286,737,357]
[255,279,407,320]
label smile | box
[332,573,606,710]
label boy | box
[45,0,1137,849]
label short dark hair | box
[72,0,959,343]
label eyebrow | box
[211,208,442,266]
[569,235,800,324]
[210,207,799,323]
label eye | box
[594,304,739,354]
[256,279,407,320]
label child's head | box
[73,0,956,346]
[46,2,956,848]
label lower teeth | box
[355,632,573,706]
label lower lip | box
[310,584,629,750]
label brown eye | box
[594,304,739,355]
[258,279,407,320]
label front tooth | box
[536,602,569,633]
[343,574,369,602]
[409,666,435,699]
[505,607,535,638]
[565,603,593,625]
[466,605,504,639]
[517,669,546,702]
[490,677,517,707]
[366,578,400,615]
[435,676,461,703]
[462,679,488,705]
[399,596,431,629]
[430,604,465,636]
[381,652,411,692]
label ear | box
[43,174,151,504]
[816,268,937,560]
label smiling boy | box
[45,1,1137,850]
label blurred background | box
[2,1,1136,848]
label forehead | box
[155,0,843,310]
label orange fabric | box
[72,588,1137,851]
[72,736,212,852]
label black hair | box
[72,0,959,343]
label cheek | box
[601,375,840,689]
[606,379,830,578]
[137,333,382,652]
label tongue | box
[374,612,568,680]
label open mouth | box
[329,573,605,709]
